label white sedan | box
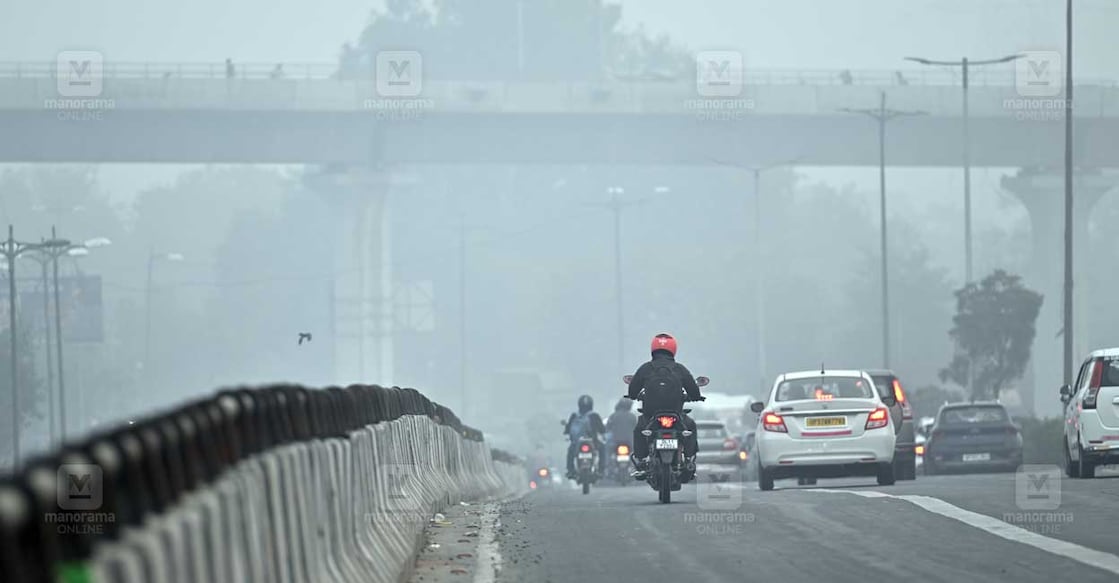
[750,370,898,490]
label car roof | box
[778,370,870,381]
[862,369,897,377]
[1087,347,1119,358]
[940,401,1006,409]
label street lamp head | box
[83,237,112,248]
[165,253,185,262]
[43,238,71,249]
[904,57,933,65]
[653,186,671,194]
[67,247,90,257]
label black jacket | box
[605,410,637,440]
[626,351,702,412]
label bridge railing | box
[0,383,525,583]
[5,60,1117,87]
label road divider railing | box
[0,384,526,583]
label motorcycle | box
[574,436,599,494]
[608,440,633,486]
[622,374,710,504]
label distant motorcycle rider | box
[605,398,637,451]
[626,333,703,481]
[563,395,607,479]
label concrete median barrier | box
[0,384,525,583]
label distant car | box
[752,369,898,490]
[1060,348,1119,478]
[694,420,742,481]
[864,370,917,480]
[923,402,1022,475]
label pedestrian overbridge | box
[2,62,1117,167]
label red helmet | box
[650,333,677,356]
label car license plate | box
[806,416,845,427]
[577,452,593,459]
[962,453,990,462]
[655,439,678,450]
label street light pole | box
[39,258,54,447]
[51,227,67,439]
[6,227,18,466]
[841,93,926,369]
[1,226,68,467]
[711,157,800,389]
[459,214,467,418]
[905,54,1021,283]
[143,251,183,390]
[1063,0,1074,385]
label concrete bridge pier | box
[305,166,396,387]
[1000,167,1113,417]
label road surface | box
[470,469,1119,583]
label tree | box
[339,0,689,81]
[906,384,964,421]
[939,270,1043,401]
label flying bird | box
[298,332,312,345]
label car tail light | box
[723,438,739,450]
[579,443,591,453]
[616,444,630,456]
[865,407,889,430]
[915,444,925,456]
[762,413,787,433]
[537,468,549,477]
[529,480,538,489]
[738,450,748,461]
[657,416,676,428]
[1084,358,1104,409]
[893,379,913,420]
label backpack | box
[643,361,684,409]
[568,412,592,440]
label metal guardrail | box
[3,60,1116,87]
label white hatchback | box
[751,370,898,490]
[1060,348,1119,478]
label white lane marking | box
[806,488,1119,576]
[472,503,503,583]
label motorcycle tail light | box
[616,444,630,456]
[657,416,676,428]
[579,443,592,453]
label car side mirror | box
[1059,384,1072,403]
[750,402,765,414]
[696,376,710,387]
[622,375,634,384]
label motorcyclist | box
[626,333,703,481]
[605,398,637,453]
[563,394,607,479]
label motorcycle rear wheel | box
[658,464,672,503]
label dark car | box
[923,402,1023,475]
[864,370,917,480]
[694,420,742,481]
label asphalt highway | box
[484,468,1119,583]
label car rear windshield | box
[775,376,874,401]
[1101,358,1119,386]
[939,406,1008,425]
[695,425,726,439]
[870,375,894,397]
